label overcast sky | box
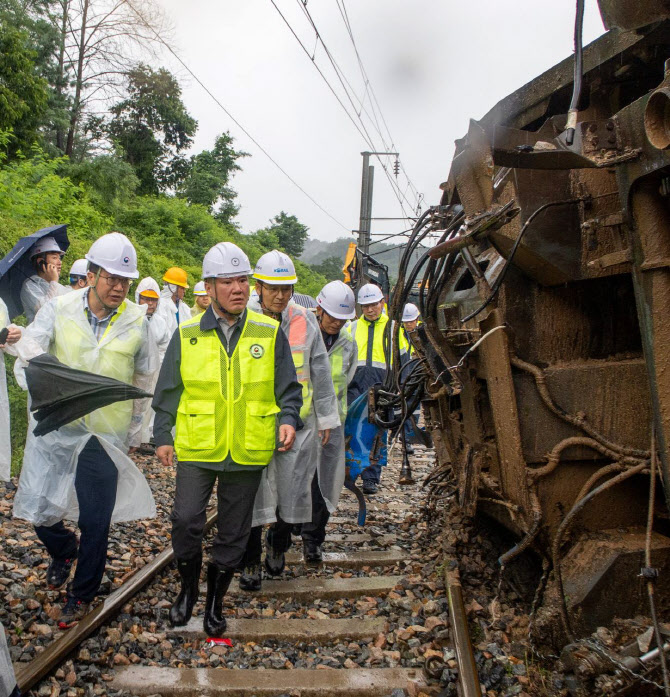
[157,0,607,245]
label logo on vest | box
[250,344,264,358]
[190,337,198,345]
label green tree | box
[179,132,247,223]
[0,21,48,153]
[63,154,140,209]
[311,255,343,282]
[108,65,197,195]
[268,211,309,257]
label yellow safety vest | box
[174,310,280,465]
[349,313,408,369]
[52,295,145,439]
[329,332,354,420]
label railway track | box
[7,445,490,697]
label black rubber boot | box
[169,553,202,627]
[303,539,322,565]
[239,563,262,592]
[203,563,234,638]
[264,540,285,577]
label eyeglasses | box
[262,285,293,296]
[99,273,131,289]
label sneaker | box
[362,481,378,495]
[264,544,285,577]
[58,595,89,629]
[47,554,77,590]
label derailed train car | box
[394,0,670,660]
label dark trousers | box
[244,513,294,566]
[35,436,118,602]
[171,464,262,571]
[301,471,329,546]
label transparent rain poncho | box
[20,274,68,324]
[156,284,191,335]
[317,329,358,513]
[131,305,172,447]
[12,288,158,526]
[0,299,16,481]
[251,300,340,526]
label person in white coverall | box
[0,299,22,482]
[129,277,171,454]
[301,281,357,562]
[20,236,69,323]
[239,250,340,591]
[13,232,157,629]
[158,266,191,333]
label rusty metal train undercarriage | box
[388,2,670,673]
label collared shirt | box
[211,304,245,353]
[151,304,303,472]
[83,291,117,343]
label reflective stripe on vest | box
[287,306,312,420]
[349,314,408,368]
[174,310,279,465]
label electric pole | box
[357,151,398,255]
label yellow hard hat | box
[163,266,189,288]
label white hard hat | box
[317,281,356,320]
[69,258,88,276]
[85,232,139,279]
[193,281,208,296]
[253,250,298,285]
[135,277,160,303]
[402,303,420,322]
[358,283,384,305]
[30,236,64,258]
[202,242,252,279]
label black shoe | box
[238,563,262,591]
[169,553,202,627]
[362,481,378,495]
[264,540,285,577]
[303,539,322,565]
[47,553,77,590]
[203,563,234,638]
[58,595,89,629]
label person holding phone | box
[20,236,68,323]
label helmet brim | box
[253,273,298,285]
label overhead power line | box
[122,0,350,233]
[271,0,419,223]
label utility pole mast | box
[357,151,398,255]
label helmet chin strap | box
[91,270,116,313]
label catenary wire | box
[122,0,350,233]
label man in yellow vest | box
[13,232,157,629]
[152,242,302,638]
[347,283,408,494]
[191,280,211,316]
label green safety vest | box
[174,309,280,465]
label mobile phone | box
[0,328,8,345]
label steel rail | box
[15,511,217,694]
[444,560,482,697]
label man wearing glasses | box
[13,232,157,629]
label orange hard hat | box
[163,266,189,288]
[139,289,159,299]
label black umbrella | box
[0,224,70,320]
[25,354,152,437]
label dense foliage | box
[0,1,330,474]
